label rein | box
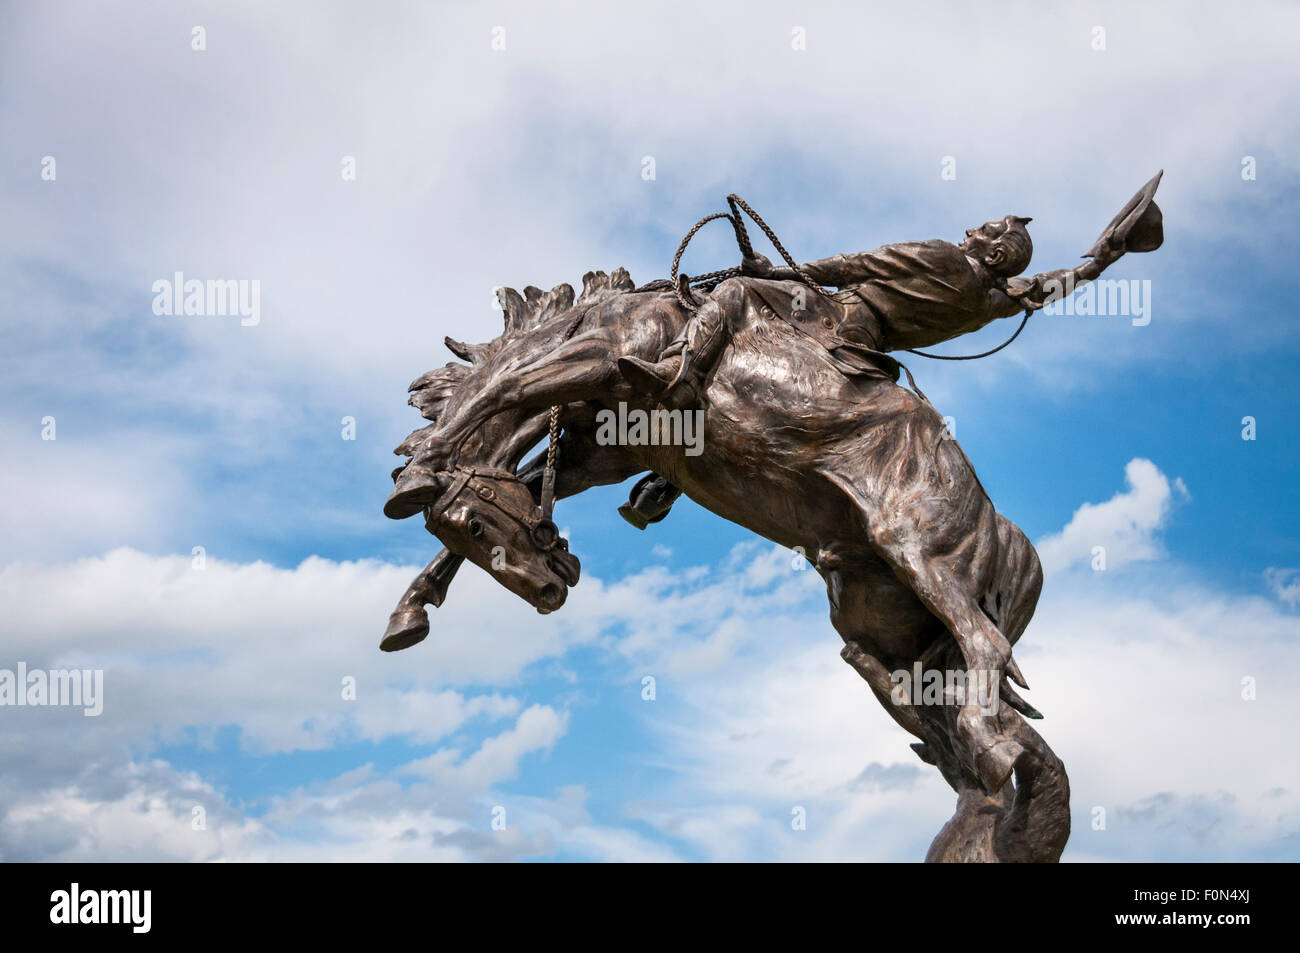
[540,405,559,521]
[668,194,833,313]
[902,309,1032,360]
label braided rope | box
[666,196,837,313]
[546,405,559,469]
[726,194,832,299]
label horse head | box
[385,268,636,618]
[413,464,580,613]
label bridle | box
[424,464,562,552]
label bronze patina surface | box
[382,174,1164,862]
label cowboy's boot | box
[618,293,727,410]
[617,473,684,529]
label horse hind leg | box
[981,513,1070,860]
[825,448,1025,792]
[829,480,1068,859]
[885,534,1024,792]
[832,535,1070,862]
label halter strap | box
[426,465,549,530]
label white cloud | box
[1264,567,1300,608]
[1036,458,1188,575]
[0,423,190,563]
[400,704,567,793]
[3,491,1299,860]
[0,760,266,863]
[3,0,1296,411]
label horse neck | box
[454,406,548,474]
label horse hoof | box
[910,742,937,765]
[975,739,1024,793]
[384,464,445,520]
[380,607,430,652]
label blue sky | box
[1,0,1298,861]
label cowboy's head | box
[960,215,1033,277]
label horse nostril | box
[468,518,485,539]
[547,554,579,586]
[539,583,562,607]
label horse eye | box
[468,518,485,539]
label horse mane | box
[395,268,635,457]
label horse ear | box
[444,337,475,362]
[498,287,528,333]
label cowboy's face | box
[960,219,1008,259]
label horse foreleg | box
[379,548,465,651]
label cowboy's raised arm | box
[1000,170,1165,317]
[741,251,877,288]
[997,256,1113,316]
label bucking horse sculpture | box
[380,173,1165,862]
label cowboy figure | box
[616,172,1163,525]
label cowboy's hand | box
[1093,230,1125,265]
[740,252,774,277]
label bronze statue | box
[381,173,1164,862]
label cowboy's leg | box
[618,278,744,410]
